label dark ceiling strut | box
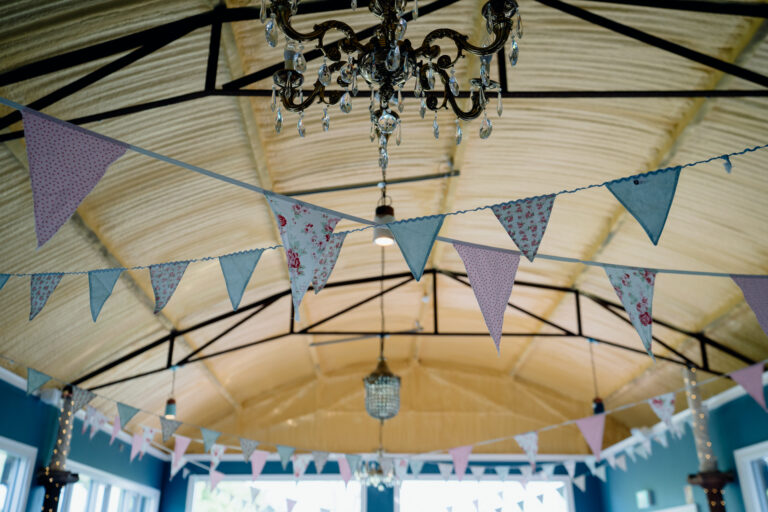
[581,0,768,17]
[533,0,768,88]
[282,170,460,196]
[205,10,224,91]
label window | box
[0,435,37,512]
[57,460,160,512]
[397,476,573,512]
[187,476,364,512]
[736,440,768,512]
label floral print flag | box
[22,110,128,247]
[491,195,555,262]
[605,266,657,357]
[30,273,63,320]
[149,261,189,314]
[648,392,675,429]
[312,232,346,294]
[266,194,340,321]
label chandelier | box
[261,0,523,171]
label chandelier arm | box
[425,68,486,120]
[416,21,512,61]
[273,5,366,54]
[280,81,340,112]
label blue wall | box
[0,378,166,511]
[601,384,768,512]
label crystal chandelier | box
[261,0,523,171]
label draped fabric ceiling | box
[0,0,767,456]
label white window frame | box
[395,473,575,512]
[185,473,367,512]
[0,435,37,512]
[61,459,160,512]
[735,439,768,512]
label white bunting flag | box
[470,465,486,480]
[563,460,576,480]
[495,465,510,480]
[573,474,587,493]
[648,392,676,429]
[514,432,539,471]
[615,454,628,472]
[210,444,226,470]
[312,451,329,474]
[437,462,453,480]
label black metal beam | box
[205,10,223,91]
[534,0,768,88]
[282,170,460,197]
[581,0,768,17]
[432,272,439,334]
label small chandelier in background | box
[261,0,523,171]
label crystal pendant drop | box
[340,92,352,113]
[379,134,388,148]
[449,68,459,97]
[322,105,330,132]
[413,0,419,19]
[497,91,503,117]
[433,113,439,139]
[426,64,435,90]
[297,112,306,137]
[370,123,376,142]
[386,46,401,72]
[318,59,331,86]
[509,39,519,67]
[455,119,462,145]
[395,17,407,40]
[340,62,353,84]
[516,14,524,39]
[395,121,402,146]
[351,0,357,10]
[294,46,307,73]
[369,89,375,115]
[270,86,277,112]
[379,147,389,170]
[274,107,283,134]
[260,0,267,23]
[419,96,426,119]
[351,71,359,96]
[265,15,278,48]
[397,88,404,113]
[479,112,493,139]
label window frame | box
[61,459,161,512]
[0,435,37,512]
[395,472,575,512]
[185,472,367,512]
[735,439,768,512]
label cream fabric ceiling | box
[0,0,767,456]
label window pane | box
[190,479,362,512]
[106,487,121,512]
[0,448,24,512]
[65,476,91,512]
[398,479,571,512]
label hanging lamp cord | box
[589,340,599,397]
[379,246,385,359]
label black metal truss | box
[0,0,766,143]
[72,268,755,392]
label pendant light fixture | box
[164,367,177,420]
[373,160,395,246]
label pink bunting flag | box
[149,262,189,313]
[21,110,128,247]
[110,414,121,445]
[209,468,225,491]
[575,414,606,462]
[130,432,144,462]
[210,444,226,469]
[732,276,768,336]
[449,445,473,481]
[453,243,520,353]
[730,363,767,412]
[30,273,63,320]
[170,454,187,480]
[250,450,269,480]
[286,499,298,512]
[605,266,657,357]
[338,455,352,485]
[173,435,192,466]
[490,195,555,262]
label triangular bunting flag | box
[141,426,157,459]
[594,465,607,483]
[88,268,123,321]
[71,387,95,412]
[394,458,409,479]
[345,454,362,473]
[541,463,556,479]
[219,250,264,310]
[209,468,225,491]
[514,432,539,471]
[293,454,311,479]
[437,462,453,480]
[606,453,617,470]
[182,468,190,479]
[130,432,144,462]
[83,405,95,435]
[409,459,424,478]
[536,494,544,504]
[605,266,657,357]
[575,414,606,461]
[584,458,597,476]
[470,465,486,480]
[277,445,295,470]
[625,447,637,463]
[170,454,187,479]
[449,445,472,481]
[312,451,329,474]
[473,498,480,512]
[117,403,139,429]
[557,486,566,498]
[615,454,627,472]
[88,408,107,440]
[0,274,9,291]
[636,444,650,460]
[26,368,51,394]
[655,431,669,449]
[149,261,189,313]
[388,216,444,281]
[250,450,269,480]
[648,392,675,429]
[573,474,587,492]
[380,458,394,476]
[21,110,128,247]
[286,499,297,512]
[453,242,520,353]
[199,428,220,454]
[110,415,121,445]
[563,460,576,480]
[730,363,767,412]
[519,464,533,481]
[494,465,510,480]
[251,487,261,503]
[491,194,555,262]
[732,276,768,335]
[605,166,681,245]
[312,232,347,294]
[210,444,226,469]
[266,194,340,321]
[173,435,192,466]
[517,500,526,511]
[240,438,260,463]
[30,273,63,320]
[160,417,182,443]
[338,456,353,485]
